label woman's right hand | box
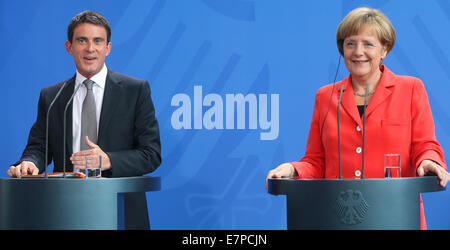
[265,163,297,191]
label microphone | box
[45,80,69,178]
[62,83,83,178]
[337,83,345,179]
[361,82,370,179]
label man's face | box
[65,23,111,79]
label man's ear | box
[105,41,111,56]
[64,40,73,55]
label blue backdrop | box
[1,0,449,229]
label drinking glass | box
[74,154,102,178]
[384,154,401,178]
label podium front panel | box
[268,177,445,230]
[0,176,160,230]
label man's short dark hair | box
[67,10,111,43]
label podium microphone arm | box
[45,80,69,178]
[63,83,83,178]
[337,84,345,179]
[361,82,370,179]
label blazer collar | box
[338,65,396,126]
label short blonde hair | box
[336,7,396,56]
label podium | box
[0,176,160,230]
[268,176,445,229]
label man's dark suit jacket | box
[17,68,161,177]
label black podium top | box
[268,176,444,196]
[0,176,161,193]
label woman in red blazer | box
[266,7,449,229]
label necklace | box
[353,72,382,97]
[354,90,375,97]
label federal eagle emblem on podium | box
[335,189,369,225]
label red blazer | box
[290,65,447,229]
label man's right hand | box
[7,161,39,178]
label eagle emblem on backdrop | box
[335,189,369,225]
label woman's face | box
[343,24,388,81]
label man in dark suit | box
[8,10,161,178]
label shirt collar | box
[75,64,108,89]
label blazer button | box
[355,170,361,177]
[356,147,362,153]
[356,125,361,132]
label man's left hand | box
[70,136,112,171]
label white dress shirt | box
[72,64,107,153]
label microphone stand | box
[63,83,83,178]
[45,80,68,178]
[361,83,370,179]
[337,84,345,179]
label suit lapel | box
[98,69,121,146]
[339,66,395,124]
[364,68,394,118]
[339,78,363,127]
